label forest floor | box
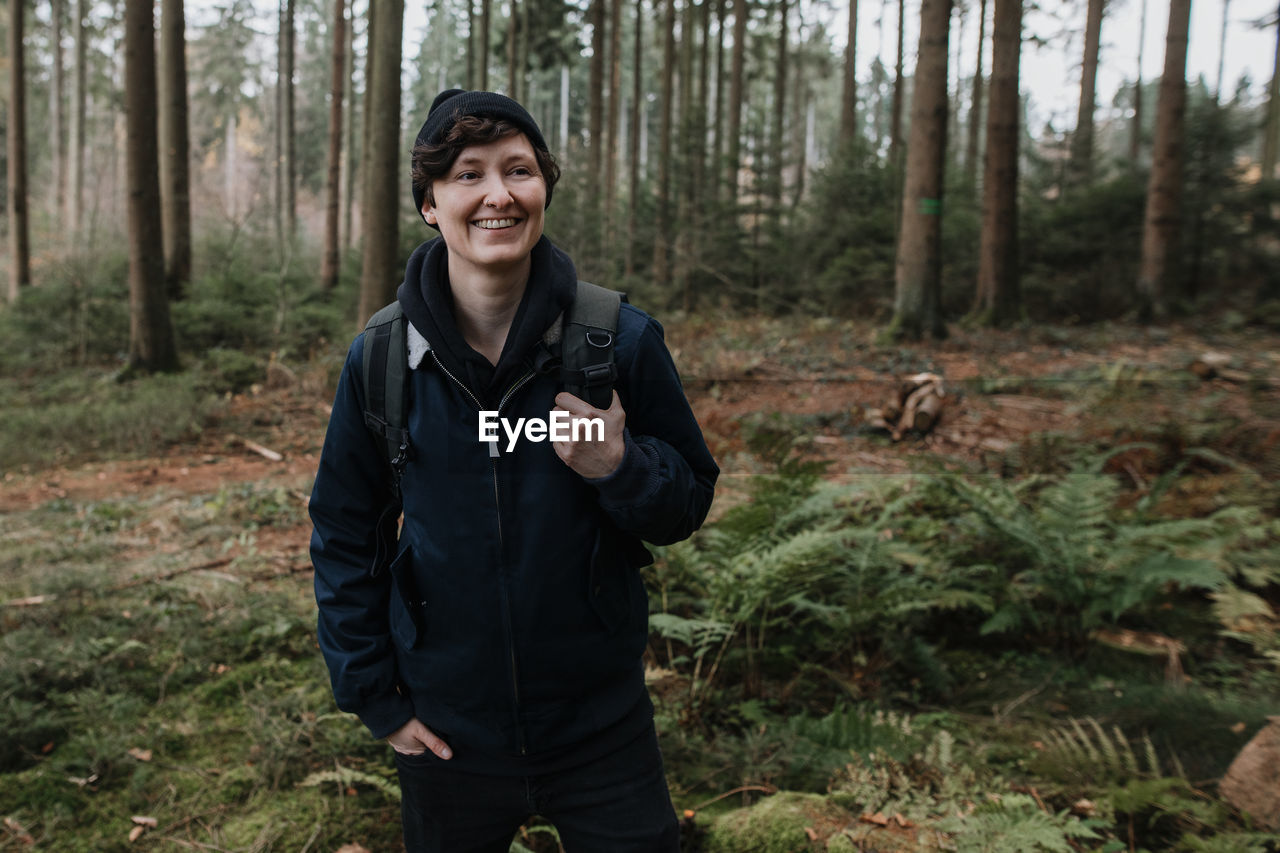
[2,316,1278,852]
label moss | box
[704,792,857,853]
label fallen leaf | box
[128,748,153,762]
[3,817,35,845]
[41,741,54,754]
[682,809,695,819]
[893,813,913,828]
[1231,721,1247,734]
[345,786,358,796]
[860,812,890,826]
[128,826,145,842]
[130,816,158,827]
[1072,798,1097,817]
[804,826,818,841]
[334,845,371,853]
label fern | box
[298,763,401,801]
[938,793,1102,853]
[1035,717,1168,786]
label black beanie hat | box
[411,89,553,224]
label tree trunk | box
[588,0,605,189]
[160,0,192,299]
[727,0,747,201]
[280,0,296,240]
[479,0,490,89]
[1263,1,1280,179]
[840,0,859,147]
[51,0,66,218]
[1136,0,1191,321]
[466,0,475,88]
[973,0,1020,326]
[888,0,906,169]
[356,0,404,328]
[342,5,357,249]
[675,0,696,305]
[770,0,788,207]
[7,0,31,301]
[653,0,677,289]
[518,0,529,100]
[124,0,178,371]
[888,0,951,341]
[1131,0,1147,163]
[559,65,570,156]
[626,0,643,277]
[712,0,726,200]
[1068,0,1103,187]
[605,0,624,245]
[321,0,346,291]
[507,0,517,95]
[1214,0,1229,100]
[964,0,987,188]
[225,111,237,217]
[68,0,86,232]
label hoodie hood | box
[396,235,577,407]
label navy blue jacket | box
[310,242,717,773]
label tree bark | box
[888,0,951,341]
[653,0,677,288]
[51,0,66,217]
[840,0,859,147]
[342,5,357,249]
[466,0,475,88]
[279,0,296,241]
[1263,1,1280,179]
[1137,0,1191,321]
[770,0,788,206]
[964,0,987,188]
[712,0,726,200]
[507,0,518,95]
[1068,0,1104,187]
[160,0,192,299]
[1131,0,1147,163]
[626,0,643,277]
[606,0,624,243]
[888,0,906,169]
[973,0,1020,326]
[479,0,490,89]
[727,0,747,202]
[588,0,605,191]
[124,0,178,371]
[7,0,31,301]
[356,0,404,328]
[321,0,346,291]
[68,0,86,232]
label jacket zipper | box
[429,349,534,754]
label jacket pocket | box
[587,528,636,635]
[387,545,424,649]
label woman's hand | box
[387,718,453,760]
[551,391,626,479]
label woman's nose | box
[482,175,515,208]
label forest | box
[2,0,1280,849]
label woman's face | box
[422,132,546,279]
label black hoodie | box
[395,235,576,407]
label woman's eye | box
[457,171,479,181]
[511,166,533,176]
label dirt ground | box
[2,319,1276,517]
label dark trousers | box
[394,724,681,852]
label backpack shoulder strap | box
[361,301,411,496]
[560,281,624,409]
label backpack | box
[360,280,624,495]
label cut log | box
[1219,716,1280,831]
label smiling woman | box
[309,89,718,852]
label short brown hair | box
[410,114,560,209]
